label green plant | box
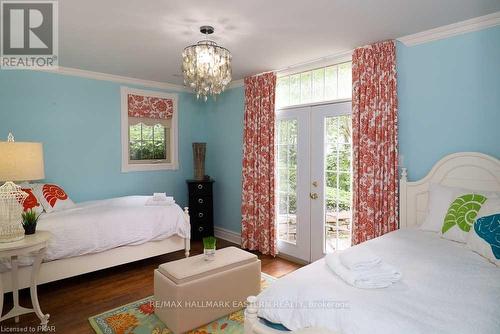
[202,236,216,250]
[21,209,40,227]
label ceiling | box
[59,0,500,85]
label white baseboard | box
[214,226,241,245]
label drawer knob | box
[197,184,203,190]
[198,198,204,204]
[198,212,204,218]
[198,226,204,232]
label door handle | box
[310,192,318,200]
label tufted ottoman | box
[154,246,261,334]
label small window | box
[276,62,352,108]
[121,87,178,172]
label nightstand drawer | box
[192,210,210,220]
[191,220,214,239]
[188,196,212,209]
[188,182,212,197]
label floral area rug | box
[89,273,276,334]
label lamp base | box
[0,181,28,243]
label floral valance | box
[127,94,174,119]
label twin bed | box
[0,196,190,292]
[245,152,500,333]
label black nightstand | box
[187,179,214,241]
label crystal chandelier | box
[182,26,232,101]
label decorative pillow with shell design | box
[467,198,500,266]
[441,194,487,243]
[33,183,75,213]
[17,182,44,214]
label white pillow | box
[420,184,471,232]
[33,183,75,213]
[467,198,500,266]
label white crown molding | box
[277,49,353,76]
[398,11,500,46]
[214,226,241,245]
[228,79,244,89]
[35,66,190,92]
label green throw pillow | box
[442,194,487,233]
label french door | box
[276,101,352,262]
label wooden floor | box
[1,238,302,333]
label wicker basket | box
[192,143,206,180]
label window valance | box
[127,94,174,119]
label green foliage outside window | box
[129,123,168,160]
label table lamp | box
[0,133,45,242]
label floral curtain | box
[241,72,277,256]
[351,40,399,245]
[128,94,174,119]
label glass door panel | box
[277,119,298,244]
[276,107,311,262]
[324,115,352,253]
[310,102,352,261]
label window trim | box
[120,86,179,172]
[276,98,352,112]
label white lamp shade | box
[0,142,45,182]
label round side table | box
[0,231,51,329]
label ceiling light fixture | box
[182,26,232,101]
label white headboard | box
[400,152,500,228]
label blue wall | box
[0,71,207,207]
[204,88,245,233]
[397,26,500,180]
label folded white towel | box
[339,247,381,271]
[325,253,401,289]
[153,193,168,201]
[146,197,175,206]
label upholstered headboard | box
[399,152,500,228]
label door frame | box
[276,101,352,263]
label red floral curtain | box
[128,94,174,119]
[351,40,399,245]
[241,72,277,256]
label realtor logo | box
[1,0,58,69]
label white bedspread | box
[258,229,500,333]
[1,196,190,270]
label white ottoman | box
[154,246,261,334]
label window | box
[121,87,178,172]
[276,62,352,108]
[129,123,169,161]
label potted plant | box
[202,236,216,261]
[21,209,40,235]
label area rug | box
[89,273,276,334]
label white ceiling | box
[59,0,500,85]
